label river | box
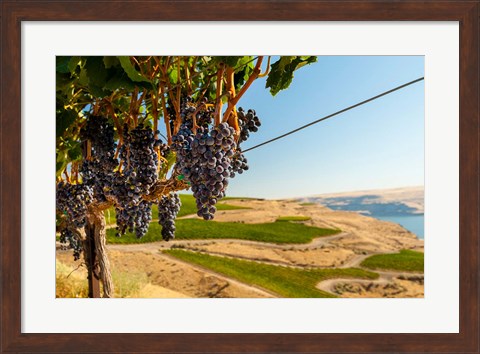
[374,215,424,239]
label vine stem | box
[150,90,162,173]
[257,56,271,78]
[114,141,122,160]
[225,67,240,135]
[106,101,123,143]
[73,162,79,183]
[189,56,198,77]
[71,88,84,100]
[160,85,172,145]
[135,90,147,124]
[117,160,124,173]
[184,57,192,95]
[175,58,181,132]
[86,140,92,159]
[93,99,101,116]
[190,102,209,134]
[222,56,264,124]
[63,168,70,183]
[151,91,159,135]
[129,87,138,126]
[142,176,189,202]
[196,75,213,104]
[131,56,145,76]
[160,58,181,134]
[214,63,225,126]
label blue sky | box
[227,56,424,199]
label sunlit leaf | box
[118,56,151,84]
[266,56,317,96]
[68,56,81,74]
[103,56,120,69]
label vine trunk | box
[84,209,114,298]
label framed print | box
[1,1,479,353]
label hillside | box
[57,196,424,298]
[298,186,424,216]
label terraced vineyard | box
[57,197,424,298]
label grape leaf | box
[88,84,111,98]
[56,72,75,92]
[104,73,136,91]
[56,56,72,74]
[103,56,120,69]
[68,57,81,74]
[168,68,178,84]
[233,56,254,91]
[85,56,108,88]
[67,143,83,161]
[296,56,317,70]
[265,56,317,96]
[213,56,242,68]
[55,150,68,176]
[118,56,151,84]
[56,108,78,138]
[78,67,89,86]
[235,56,254,72]
[56,161,67,177]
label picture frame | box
[1,1,478,353]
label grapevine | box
[55,55,316,297]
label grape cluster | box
[170,97,262,221]
[56,181,93,259]
[173,122,237,220]
[113,124,161,238]
[196,100,214,127]
[231,151,249,175]
[115,200,153,238]
[157,140,171,159]
[171,121,194,180]
[237,108,261,144]
[190,124,237,219]
[158,193,181,241]
[80,116,117,202]
[120,124,160,195]
[59,227,83,261]
[56,181,93,228]
[179,96,196,122]
[79,116,159,238]
[231,107,262,175]
[169,96,214,130]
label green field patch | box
[221,196,262,201]
[106,222,164,244]
[173,219,338,243]
[164,249,379,298]
[106,218,340,244]
[299,202,316,206]
[276,216,312,222]
[104,194,249,225]
[360,250,424,272]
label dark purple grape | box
[56,181,94,259]
[158,193,181,241]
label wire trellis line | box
[242,77,425,153]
